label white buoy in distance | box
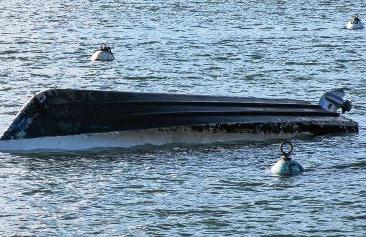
[91,43,115,61]
[346,14,364,30]
[271,141,304,176]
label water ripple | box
[0,0,365,236]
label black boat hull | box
[0,89,358,143]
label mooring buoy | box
[346,14,364,30]
[91,43,114,61]
[271,141,304,176]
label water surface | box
[0,1,365,235]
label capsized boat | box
[0,89,358,152]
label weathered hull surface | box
[0,126,308,152]
[0,89,358,151]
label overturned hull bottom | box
[0,126,315,152]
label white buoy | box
[91,43,114,61]
[271,141,304,176]
[346,14,364,30]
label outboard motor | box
[319,89,352,114]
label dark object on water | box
[0,89,358,140]
[99,43,113,54]
[280,141,293,161]
[351,14,361,24]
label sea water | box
[0,1,365,235]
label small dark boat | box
[0,88,358,151]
